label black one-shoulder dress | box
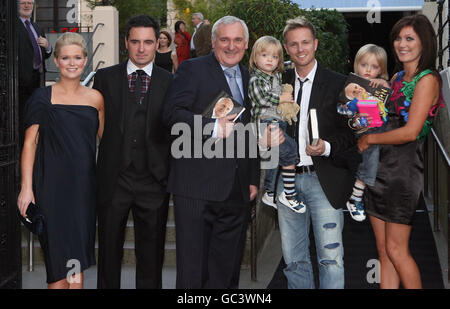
[24,86,98,283]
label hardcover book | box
[357,100,383,127]
[310,108,319,146]
[202,91,245,122]
[338,73,392,128]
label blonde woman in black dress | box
[358,14,444,289]
[17,32,104,289]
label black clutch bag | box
[18,202,45,236]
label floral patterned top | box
[389,69,444,140]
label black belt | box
[296,165,315,174]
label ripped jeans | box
[277,171,344,289]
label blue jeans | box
[264,168,277,192]
[356,125,386,186]
[261,118,299,192]
[277,172,345,289]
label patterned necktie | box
[24,19,41,69]
[224,68,244,105]
[134,70,145,104]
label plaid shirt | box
[127,70,151,104]
[249,68,283,123]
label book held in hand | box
[339,73,392,106]
[338,73,392,127]
[309,108,319,146]
[202,91,245,122]
[357,99,383,128]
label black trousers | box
[97,165,169,289]
[173,174,250,289]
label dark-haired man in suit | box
[164,16,259,289]
[93,15,172,289]
[17,0,52,146]
[276,16,357,289]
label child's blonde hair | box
[54,32,87,58]
[249,36,284,73]
[354,44,388,80]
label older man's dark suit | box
[164,53,260,288]
[93,62,172,289]
[17,18,51,145]
[283,65,357,209]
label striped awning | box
[292,0,424,12]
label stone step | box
[21,201,177,266]
[21,238,177,266]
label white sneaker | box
[262,192,277,209]
[278,191,306,213]
[346,199,366,222]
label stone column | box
[93,5,119,70]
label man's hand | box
[306,138,325,156]
[216,113,237,139]
[249,185,258,201]
[259,124,285,149]
[37,36,49,50]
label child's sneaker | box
[278,191,306,213]
[262,192,277,209]
[346,198,366,222]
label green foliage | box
[302,9,349,74]
[86,0,167,61]
[172,0,227,33]
[173,0,349,74]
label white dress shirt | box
[190,22,203,51]
[294,60,330,167]
[127,59,153,76]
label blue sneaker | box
[346,198,366,222]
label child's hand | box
[369,78,390,89]
[279,92,294,103]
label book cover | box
[309,108,319,146]
[357,100,383,127]
[339,73,392,106]
[202,91,245,122]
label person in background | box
[17,32,104,289]
[17,0,53,147]
[174,20,191,65]
[190,12,212,58]
[155,30,178,73]
[358,14,444,289]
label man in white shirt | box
[93,15,173,289]
[276,16,357,289]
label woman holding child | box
[358,14,444,289]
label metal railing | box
[436,0,450,70]
[425,128,450,233]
